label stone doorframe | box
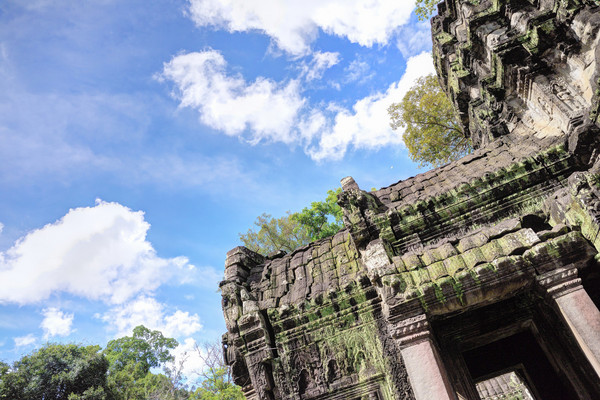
[429,287,600,400]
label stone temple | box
[220,0,600,398]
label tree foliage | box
[239,212,311,255]
[0,343,109,400]
[239,189,343,255]
[293,189,343,241]
[190,342,244,400]
[103,325,181,400]
[0,330,242,400]
[104,325,178,376]
[415,0,438,21]
[191,367,244,400]
[388,74,471,168]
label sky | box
[0,0,434,378]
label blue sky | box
[0,0,433,376]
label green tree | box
[292,189,343,241]
[388,74,471,168]
[189,342,244,400]
[239,189,343,255]
[191,368,244,400]
[0,329,245,400]
[0,343,109,400]
[415,0,438,21]
[104,325,180,400]
[239,212,311,255]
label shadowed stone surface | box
[221,1,600,399]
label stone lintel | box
[536,265,581,298]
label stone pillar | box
[393,315,456,400]
[538,266,600,378]
[238,312,276,400]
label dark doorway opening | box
[462,330,578,400]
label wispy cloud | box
[14,334,36,348]
[299,51,341,82]
[343,58,374,85]
[0,89,149,183]
[0,85,258,192]
[162,51,435,161]
[396,20,432,59]
[307,52,435,160]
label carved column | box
[393,315,456,400]
[538,266,600,378]
[238,312,277,400]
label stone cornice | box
[392,314,431,347]
[536,266,582,299]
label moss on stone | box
[444,254,467,275]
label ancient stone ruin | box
[220,0,600,398]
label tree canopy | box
[103,325,182,400]
[239,188,343,255]
[104,325,178,376]
[239,212,311,255]
[388,74,471,168]
[0,343,109,400]
[0,327,241,400]
[293,189,343,241]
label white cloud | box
[0,200,194,305]
[40,307,74,338]
[307,52,436,160]
[0,222,3,234]
[99,297,207,380]
[100,295,203,338]
[187,0,416,55]
[396,20,432,59]
[170,337,207,380]
[162,50,434,161]
[161,50,305,144]
[300,51,340,81]
[131,153,254,190]
[14,334,36,347]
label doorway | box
[463,330,578,399]
[432,293,600,399]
